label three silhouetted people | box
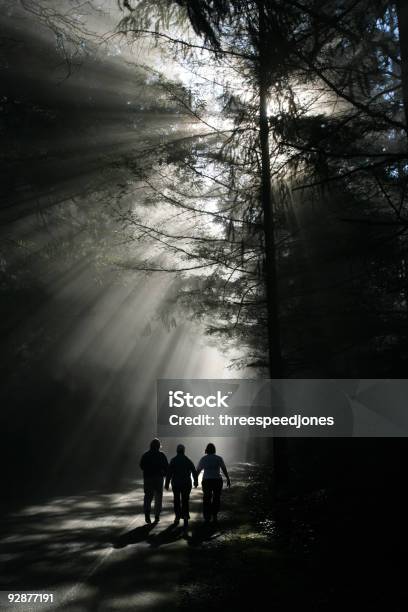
[140,439,231,526]
[140,438,168,524]
[197,443,230,523]
[165,444,198,531]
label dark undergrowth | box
[179,462,407,611]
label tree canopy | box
[115,0,408,377]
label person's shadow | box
[113,524,154,549]
[187,522,223,547]
[147,524,184,548]
[113,523,186,549]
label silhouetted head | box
[205,443,216,455]
[150,438,161,451]
[177,444,185,454]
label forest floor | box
[0,463,406,611]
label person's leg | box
[181,486,191,519]
[173,486,181,523]
[143,479,154,523]
[212,479,223,520]
[206,479,216,518]
[181,486,192,532]
[202,479,212,521]
[153,477,164,521]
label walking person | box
[165,444,198,532]
[196,443,231,523]
[140,438,168,524]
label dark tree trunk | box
[258,12,282,379]
[259,85,284,377]
[396,0,408,128]
[258,2,289,489]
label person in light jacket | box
[196,443,230,523]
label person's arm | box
[196,457,203,480]
[165,459,173,490]
[139,453,145,471]
[161,453,169,476]
[220,458,231,487]
[189,459,198,487]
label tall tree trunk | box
[258,1,288,489]
[258,14,282,379]
[259,82,283,378]
[396,0,408,128]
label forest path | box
[3,463,402,611]
[1,464,285,611]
